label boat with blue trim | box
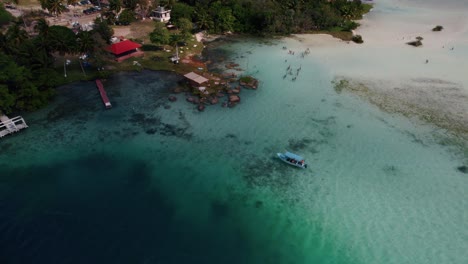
[277,151,308,169]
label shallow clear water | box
[1,1,468,263]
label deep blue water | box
[0,154,255,264]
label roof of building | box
[184,72,209,84]
[155,6,171,13]
[108,40,142,55]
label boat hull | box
[277,153,307,169]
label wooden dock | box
[0,115,28,138]
[95,79,112,109]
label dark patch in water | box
[128,113,192,140]
[0,153,258,264]
[0,142,13,152]
[211,200,229,218]
[225,133,237,139]
[243,157,295,189]
[457,165,468,174]
[128,113,161,127]
[255,200,263,209]
[288,138,313,151]
[159,123,192,140]
[146,128,158,135]
[383,165,399,176]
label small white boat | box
[277,151,308,169]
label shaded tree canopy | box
[150,22,170,45]
[173,0,369,35]
[0,12,114,114]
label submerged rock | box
[186,97,199,104]
[197,104,205,111]
[229,95,240,103]
[168,96,177,102]
[457,165,468,174]
[232,86,241,94]
[239,76,259,89]
[210,97,219,105]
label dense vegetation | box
[171,0,369,35]
[0,0,370,114]
[0,4,113,114]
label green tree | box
[109,0,122,14]
[0,3,14,26]
[4,23,29,56]
[90,31,112,69]
[150,22,170,45]
[5,23,29,48]
[48,25,77,55]
[0,53,51,113]
[193,7,213,31]
[123,0,138,10]
[119,9,136,24]
[0,84,16,114]
[77,30,95,54]
[170,2,194,22]
[176,17,193,40]
[34,18,50,36]
[40,0,67,17]
[93,18,114,44]
[28,43,54,69]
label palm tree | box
[40,0,66,17]
[34,18,50,36]
[76,31,94,54]
[0,32,7,51]
[48,25,77,56]
[5,23,29,48]
[109,0,123,14]
[194,8,213,31]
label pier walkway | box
[95,79,112,109]
[0,115,28,138]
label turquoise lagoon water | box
[1,11,468,264]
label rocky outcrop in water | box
[239,76,258,89]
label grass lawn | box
[17,0,40,7]
[128,20,155,43]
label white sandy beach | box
[281,0,468,136]
[292,0,468,84]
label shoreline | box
[272,0,468,147]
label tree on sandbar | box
[432,25,443,32]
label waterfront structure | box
[108,40,144,62]
[0,115,28,138]
[184,72,209,87]
[95,79,112,109]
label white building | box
[151,6,171,23]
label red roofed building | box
[108,40,144,62]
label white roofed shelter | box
[184,72,209,87]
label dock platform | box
[95,79,112,109]
[0,115,28,138]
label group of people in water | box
[281,47,310,81]
[283,64,302,81]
